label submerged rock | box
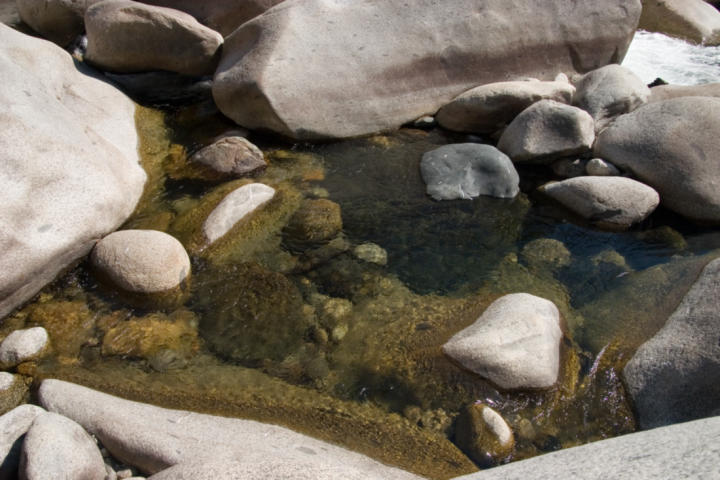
[91,230,191,295]
[84,0,223,76]
[436,80,575,134]
[283,199,343,250]
[497,100,595,164]
[520,238,572,272]
[639,0,720,45]
[353,243,388,266]
[455,403,515,467]
[213,0,640,139]
[443,293,563,389]
[37,379,423,479]
[595,97,720,223]
[572,65,649,131]
[19,412,106,480]
[420,144,520,200]
[0,327,49,369]
[189,136,266,179]
[539,177,659,230]
[624,257,720,429]
[0,405,46,480]
[0,24,145,320]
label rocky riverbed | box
[1,0,720,479]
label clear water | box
[5,30,720,480]
[623,30,720,85]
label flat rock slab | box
[624,257,720,429]
[20,411,106,480]
[436,80,575,134]
[37,379,422,479]
[0,24,146,320]
[451,416,720,480]
[213,0,640,140]
[0,405,45,480]
[85,0,223,76]
[594,97,720,224]
[497,100,595,164]
[420,144,519,200]
[539,177,659,230]
[203,183,275,245]
[443,293,562,390]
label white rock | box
[497,100,595,164]
[91,230,190,294]
[19,412,106,480]
[203,183,275,245]
[0,25,146,320]
[482,406,513,447]
[37,379,421,479]
[0,328,49,368]
[0,405,46,480]
[540,177,659,230]
[443,293,563,389]
[586,158,620,176]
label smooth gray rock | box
[639,0,720,45]
[19,412,106,480]
[436,80,575,134]
[595,97,720,223]
[37,379,422,479]
[451,416,720,480]
[0,405,45,480]
[539,177,659,230]
[497,100,595,164]
[648,82,720,102]
[624,258,720,429]
[91,230,190,294]
[0,25,146,320]
[137,0,283,37]
[420,144,520,200]
[190,137,266,178]
[585,158,620,176]
[443,293,562,390]
[85,0,223,76]
[573,65,650,131]
[16,0,101,47]
[203,183,275,245]
[0,328,49,368]
[213,0,640,140]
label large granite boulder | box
[624,258,720,429]
[0,405,46,480]
[16,0,102,47]
[572,65,650,131]
[420,144,519,200]
[639,0,720,45]
[435,80,575,134]
[539,177,659,230]
[213,0,641,140]
[84,0,223,76]
[0,24,146,320]
[594,97,720,224]
[38,379,422,479]
[138,0,284,37]
[443,293,563,390]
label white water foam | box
[622,30,720,85]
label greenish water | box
[7,104,720,479]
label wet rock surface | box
[420,144,520,200]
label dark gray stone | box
[420,144,519,201]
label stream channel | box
[5,30,720,479]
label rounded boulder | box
[91,230,191,294]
